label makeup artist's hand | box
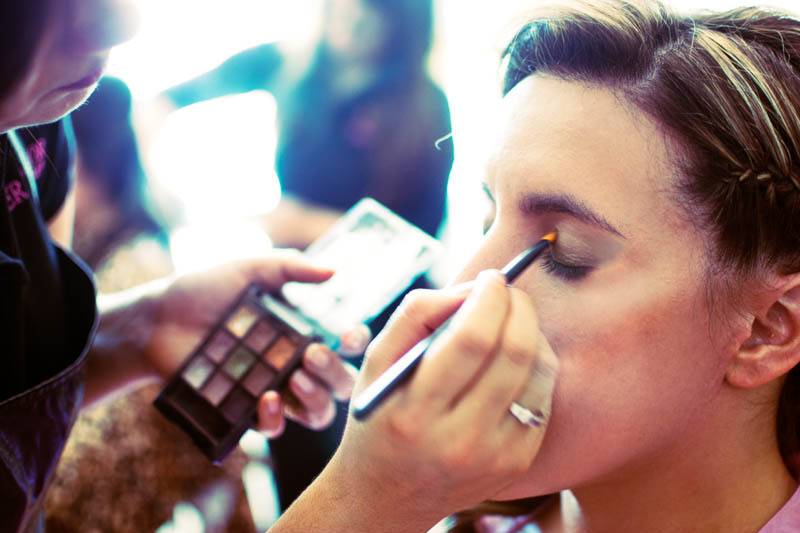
[275,271,559,532]
[142,250,369,437]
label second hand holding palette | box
[155,199,441,462]
[156,288,320,461]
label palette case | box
[155,198,442,462]
[154,285,321,462]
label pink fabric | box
[759,485,800,533]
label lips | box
[58,63,106,92]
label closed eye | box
[540,250,592,281]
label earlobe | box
[726,281,800,389]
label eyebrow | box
[482,183,624,238]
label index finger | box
[406,270,511,412]
[358,282,474,386]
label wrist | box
[274,450,443,533]
[85,278,172,403]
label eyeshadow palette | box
[155,198,442,462]
[282,198,442,338]
[154,285,320,462]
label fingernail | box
[293,372,315,394]
[477,269,503,284]
[264,392,280,415]
[341,325,370,353]
[308,345,329,369]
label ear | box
[726,278,800,389]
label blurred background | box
[45,1,800,532]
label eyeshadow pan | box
[242,364,275,396]
[155,285,328,463]
[201,372,234,406]
[223,347,256,380]
[263,336,298,370]
[205,330,236,364]
[182,356,214,389]
[221,387,254,423]
[227,305,259,337]
[244,321,277,353]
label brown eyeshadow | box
[263,336,298,370]
[205,330,236,364]
[155,285,324,462]
[201,372,234,406]
[242,364,275,396]
[226,305,259,337]
[182,356,214,389]
[244,320,277,353]
[221,387,254,423]
[222,346,256,380]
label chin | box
[19,87,96,128]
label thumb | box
[243,249,334,290]
[359,283,473,385]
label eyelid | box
[550,244,592,265]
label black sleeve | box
[164,44,284,108]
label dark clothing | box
[165,43,453,237]
[0,121,98,532]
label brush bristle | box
[541,231,558,244]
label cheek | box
[24,91,91,128]
[505,268,728,495]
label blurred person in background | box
[149,0,454,509]
[71,76,171,281]
[156,0,453,249]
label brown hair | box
[453,0,800,529]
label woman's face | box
[0,0,138,131]
[324,0,387,63]
[459,75,736,497]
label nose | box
[450,230,520,285]
[69,0,140,53]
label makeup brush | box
[351,231,558,420]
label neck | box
[554,394,797,533]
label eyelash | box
[540,251,592,281]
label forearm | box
[270,456,442,533]
[83,278,170,405]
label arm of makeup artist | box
[49,192,364,436]
[270,271,559,532]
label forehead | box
[489,75,686,238]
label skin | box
[1,0,366,438]
[272,75,800,532]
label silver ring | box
[509,402,547,428]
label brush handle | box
[351,318,452,420]
[350,235,554,420]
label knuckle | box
[309,402,336,430]
[385,411,422,445]
[333,375,356,401]
[502,339,535,368]
[397,289,435,318]
[485,386,512,408]
[451,329,495,357]
[439,442,473,471]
